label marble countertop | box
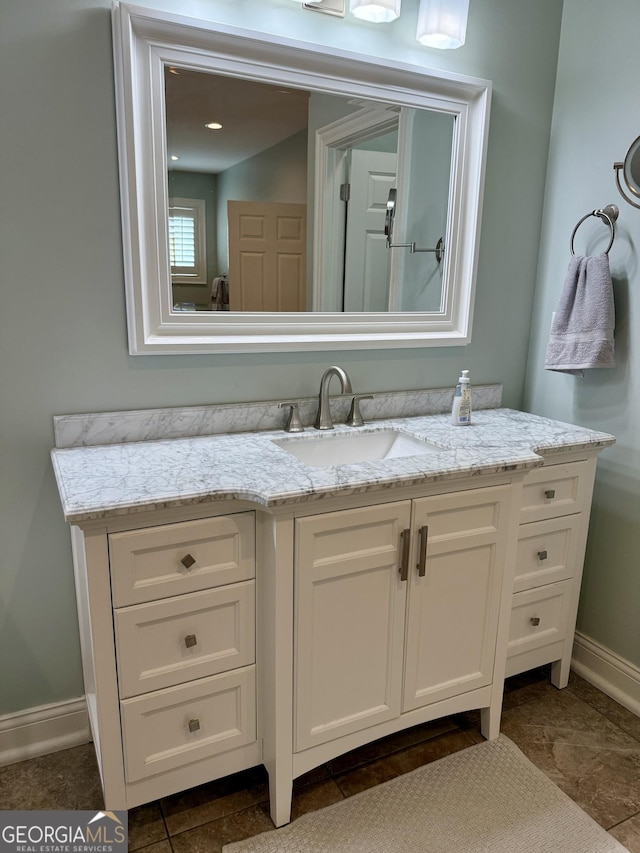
[50,408,615,524]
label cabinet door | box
[403,485,511,712]
[294,501,411,752]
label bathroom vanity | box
[51,393,614,826]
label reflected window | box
[168,197,206,283]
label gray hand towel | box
[544,253,615,377]
[212,275,229,311]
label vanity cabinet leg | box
[268,771,293,828]
[480,677,506,741]
[480,706,501,741]
[258,512,295,827]
[550,655,570,689]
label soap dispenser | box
[451,369,472,425]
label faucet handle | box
[278,401,305,433]
[345,395,374,428]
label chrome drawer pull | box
[184,633,198,649]
[399,529,411,582]
[537,550,548,561]
[530,616,541,627]
[180,553,196,570]
[544,489,556,500]
[188,718,201,733]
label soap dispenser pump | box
[451,369,472,425]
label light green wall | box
[402,111,454,311]
[168,170,218,305]
[216,130,308,271]
[523,0,640,666]
[0,0,563,714]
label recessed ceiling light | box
[205,122,223,130]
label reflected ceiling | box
[165,69,310,173]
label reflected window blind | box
[169,212,196,268]
[168,198,206,282]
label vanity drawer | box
[520,461,590,524]
[114,581,255,698]
[514,516,580,593]
[507,581,572,661]
[110,513,255,607]
[121,666,256,783]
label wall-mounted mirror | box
[614,134,640,210]
[112,2,491,353]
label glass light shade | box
[349,0,401,24]
[416,0,469,48]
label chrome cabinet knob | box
[184,634,198,649]
[188,718,201,733]
[180,553,196,570]
[530,616,541,627]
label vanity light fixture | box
[293,0,468,47]
[301,0,345,15]
[349,0,400,23]
[416,0,469,49]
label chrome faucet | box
[314,366,353,430]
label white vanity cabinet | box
[60,425,610,828]
[293,485,512,753]
[71,510,261,810]
[506,453,597,686]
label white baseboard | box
[0,697,91,767]
[572,631,640,717]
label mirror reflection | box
[164,67,454,314]
[614,134,640,210]
[625,137,640,196]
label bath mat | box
[223,735,628,852]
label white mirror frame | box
[112,2,491,354]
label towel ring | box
[570,204,619,256]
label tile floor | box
[2,667,640,852]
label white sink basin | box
[272,429,442,468]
